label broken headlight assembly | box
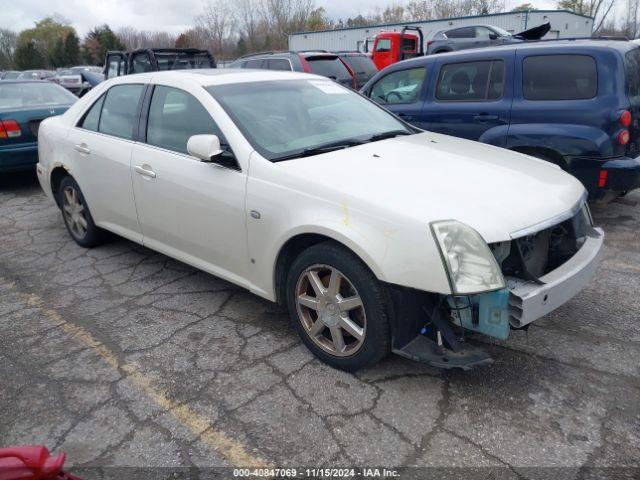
[431,220,506,295]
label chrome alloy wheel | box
[295,264,366,357]
[62,186,88,239]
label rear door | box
[367,64,431,129]
[425,53,513,143]
[66,84,146,242]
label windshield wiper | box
[272,139,365,162]
[366,130,413,142]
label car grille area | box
[490,204,592,281]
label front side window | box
[98,84,144,140]
[375,39,392,52]
[207,79,412,161]
[107,59,120,79]
[436,60,504,102]
[523,55,597,100]
[370,67,427,104]
[147,85,223,155]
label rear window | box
[626,49,640,99]
[340,56,378,76]
[523,55,597,100]
[306,57,351,80]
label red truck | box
[369,26,424,70]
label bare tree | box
[198,0,237,59]
[117,27,176,50]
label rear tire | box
[58,176,108,248]
[286,241,391,371]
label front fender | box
[506,123,614,158]
[245,159,452,301]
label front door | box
[425,55,513,144]
[130,85,249,284]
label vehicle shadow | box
[0,170,40,192]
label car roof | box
[111,68,326,86]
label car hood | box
[276,132,585,243]
[514,22,551,40]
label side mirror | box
[489,33,498,40]
[187,134,224,162]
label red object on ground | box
[0,446,81,480]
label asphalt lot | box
[0,171,639,479]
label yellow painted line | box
[6,281,270,468]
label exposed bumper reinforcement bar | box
[507,227,604,328]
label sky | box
[1,0,566,37]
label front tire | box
[58,176,108,248]
[286,242,390,371]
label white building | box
[288,10,594,52]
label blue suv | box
[361,39,640,202]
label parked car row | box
[228,50,379,90]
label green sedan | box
[0,80,77,173]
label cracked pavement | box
[0,172,639,479]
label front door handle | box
[134,165,156,178]
[74,143,90,155]
[473,113,499,122]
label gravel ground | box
[0,172,638,479]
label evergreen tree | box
[14,41,46,69]
[63,31,80,66]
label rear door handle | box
[134,165,156,178]
[473,114,499,122]
[74,144,90,155]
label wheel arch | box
[272,230,384,306]
[50,165,71,208]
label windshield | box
[0,82,77,109]
[207,79,413,161]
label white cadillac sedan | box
[37,69,604,371]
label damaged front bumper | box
[507,226,604,328]
[387,226,604,370]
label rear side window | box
[243,59,264,69]
[446,27,475,39]
[523,55,597,100]
[306,57,351,79]
[436,60,504,101]
[79,94,105,131]
[99,84,144,140]
[626,49,640,99]
[371,67,427,104]
[267,59,292,71]
[146,85,224,155]
[341,56,378,76]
